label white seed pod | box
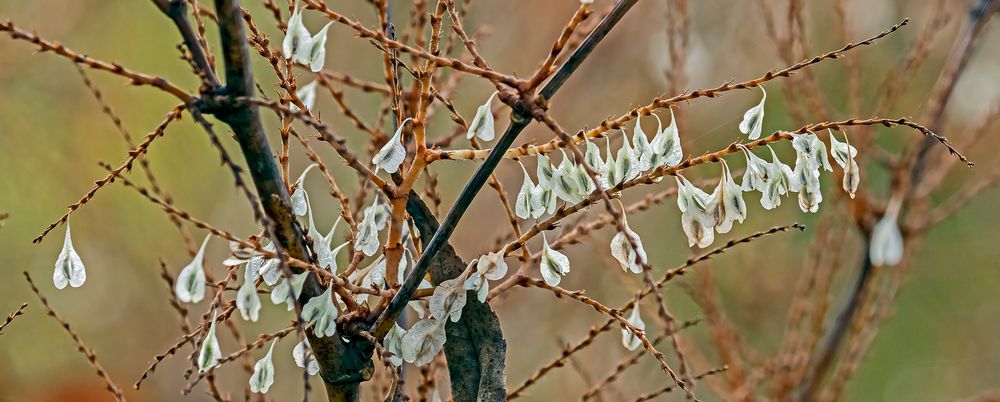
[281,2,311,61]
[198,311,222,373]
[536,185,557,217]
[632,117,653,172]
[464,252,508,303]
[466,91,498,142]
[306,193,341,270]
[250,242,281,286]
[870,197,904,267]
[249,340,277,394]
[237,277,262,322]
[293,339,320,375]
[401,319,447,367]
[708,159,747,234]
[621,307,646,351]
[760,145,796,209]
[291,164,318,217]
[372,118,412,174]
[291,80,319,113]
[355,198,383,257]
[584,138,606,175]
[176,235,211,303]
[828,129,860,199]
[384,322,407,367]
[797,185,823,213]
[539,233,570,286]
[649,109,683,168]
[739,86,767,139]
[53,223,86,289]
[515,162,541,219]
[270,272,308,311]
[676,175,716,248]
[429,271,469,323]
[610,213,647,274]
[301,285,339,337]
[536,154,555,188]
[304,23,332,72]
[739,145,771,193]
[572,163,597,199]
[551,151,582,204]
[612,133,640,184]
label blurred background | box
[0,0,998,401]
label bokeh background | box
[1,0,998,401]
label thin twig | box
[0,303,27,334]
[23,273,126,401]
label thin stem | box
[908,0,996,187]
[0,19,193,101]
[539,0,635,100]
[371,0,642,338]
[24,273,126,401]
[436,18,910,161]
[0,303,27,334]
[796,250,873,401]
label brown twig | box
[0,303,27,334]
[630,367,729,402]
[506,224,803,399]
[33,106,186,244]
[23,273,126,401]
[516,275,687,395]
[0,19,192,101]
[436,19,911,161]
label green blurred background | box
[1,0,998,401]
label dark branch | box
[909,0,996,186]
[152,0,221,89]
[196,1,374,401]
[802,3,997,398]
[406,192,507,402]
[796,250,874,401]
[371,0,641,340]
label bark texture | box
[407,191,508,402]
